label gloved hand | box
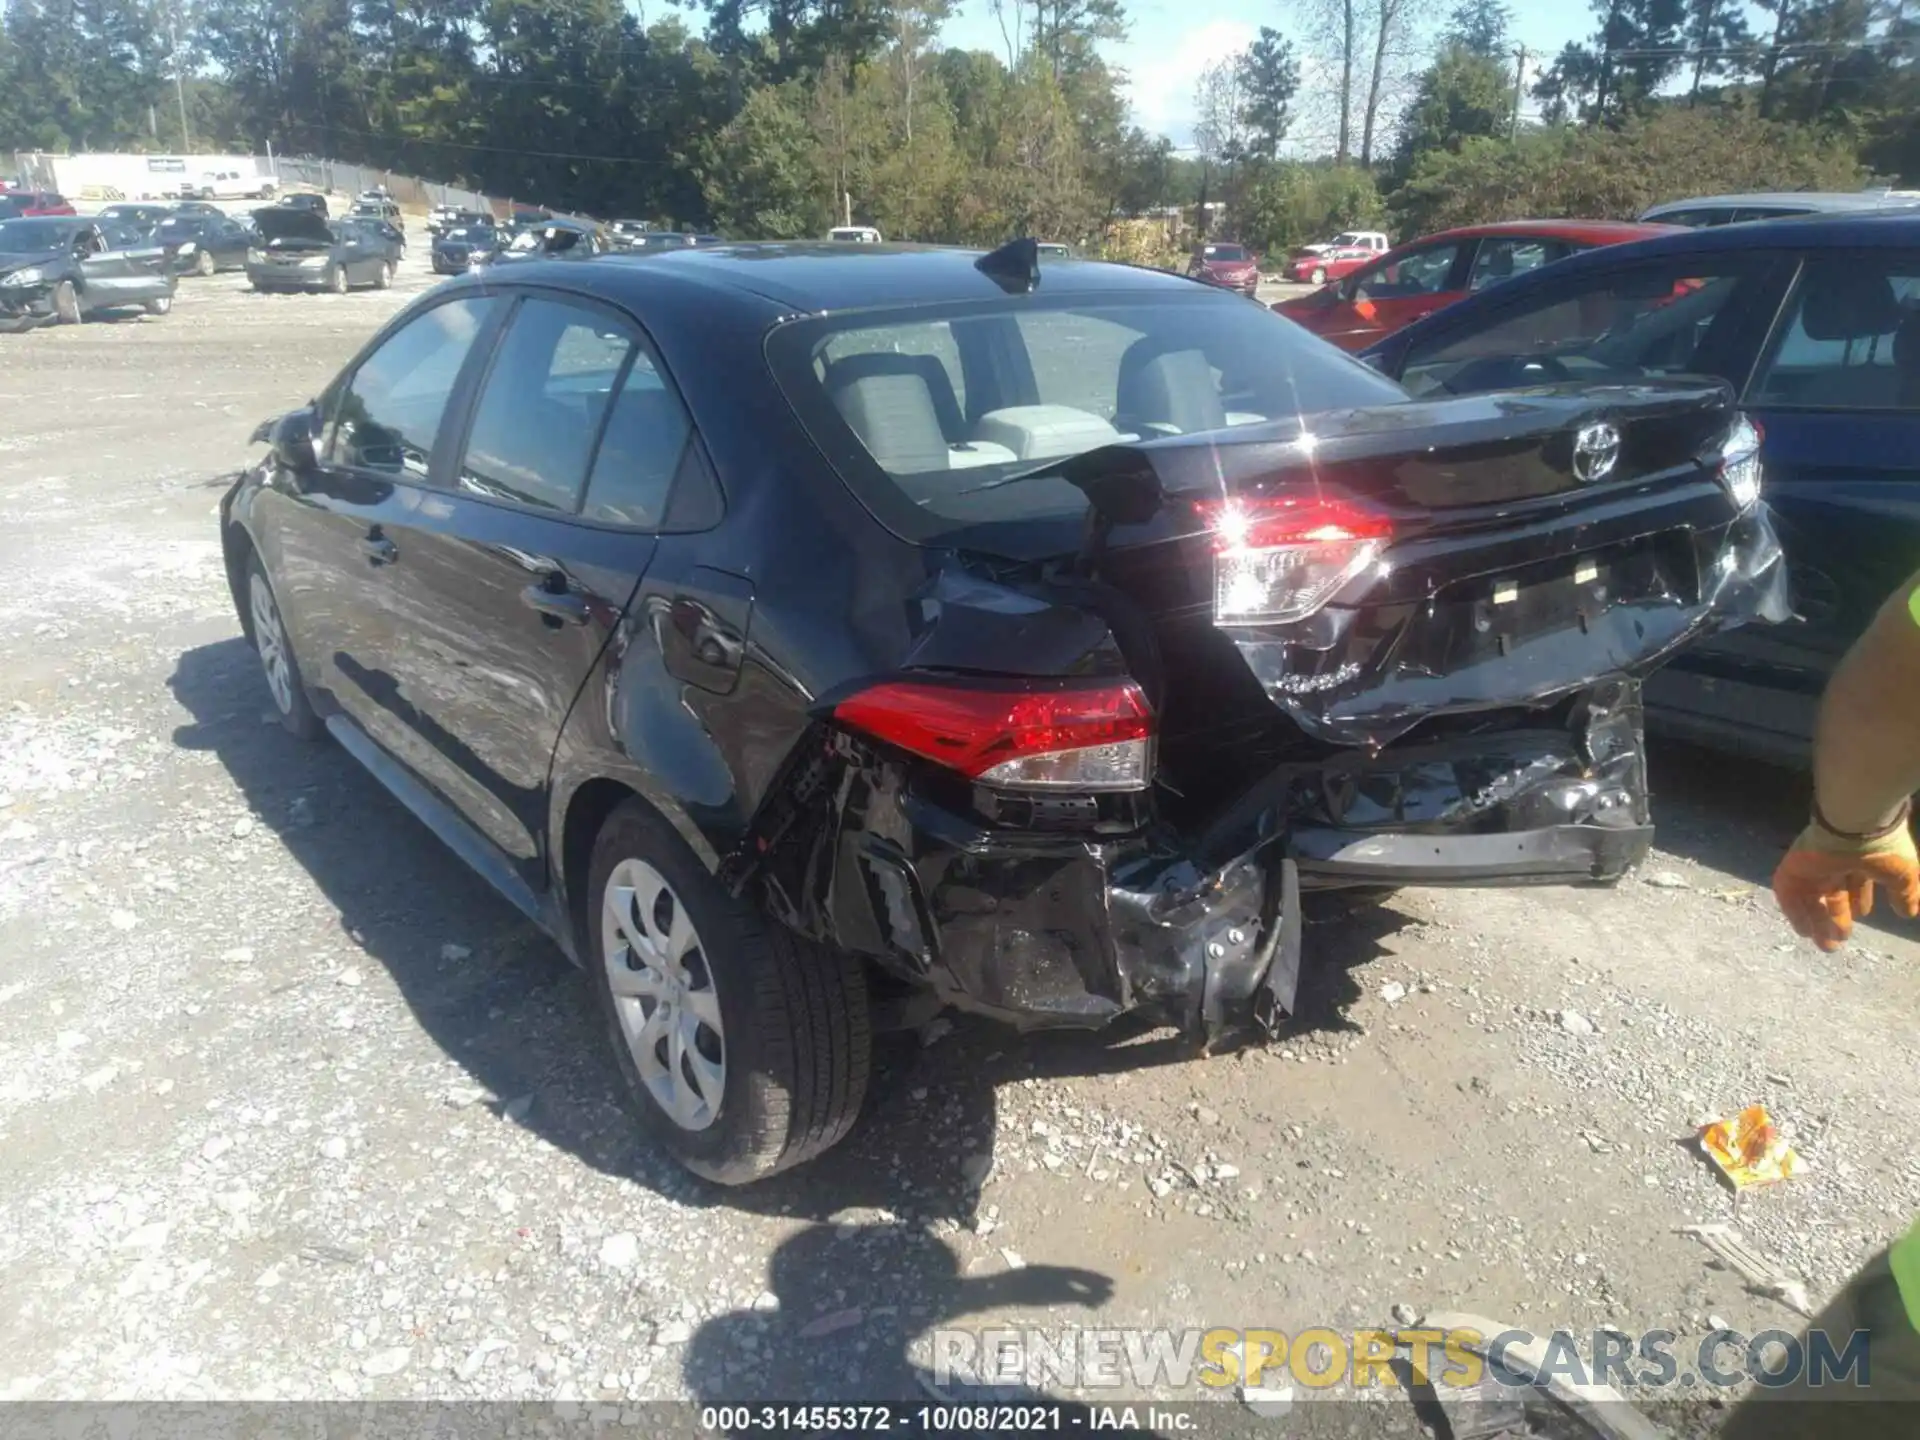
[1772,811,1920,952]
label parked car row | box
[225,234,1782,1180]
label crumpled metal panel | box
[1228,505,1789,749]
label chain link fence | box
[12,150,599,226]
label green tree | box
[1237,26,1300,161]
[700,80,830,236]
[1442,0,1509,57]
[1388,41,1514,186]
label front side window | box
[1748,259,1920,412]
[324,296,498,476]
[1399,259,1760,398]
[458,297,635,512]
[1351,244,1462,302]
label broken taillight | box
[1718,414,1763,510]
[833,679,1154,791]
[1199,494,1393,626]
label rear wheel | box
[1311,265,1327,285]
[51,280,81,324]
[194,248,215,277]
[326,264,348,295]
[587,799,871,1184]
[245,555,322,740]
[143,294,172,316]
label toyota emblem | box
[1571,421,1621,484]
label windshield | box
[154,217,203,238]
[768,290,1406,545]
[1203,244,1248,261]
[1330,232,1366,246]
[631,234,689,249]
[0,217,74,250]
[507,230,546,252]
[444,225,492,243]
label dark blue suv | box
[1361,211,1920,765]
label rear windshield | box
[768,290,1406,545]
[1203,244,1248,260]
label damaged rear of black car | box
[755,270,1785,1049]
[224,244,1783,1183]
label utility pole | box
[168,10,191,151]
[1510,45,1527,139]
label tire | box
[143,294,172,316]
[1311,266,1327,285]
[374,259,394,290]
[51,280,81,324]
[326,264,347,295]
[194,248,215,277]
[587,799,871,1184]
[245,554,322,741]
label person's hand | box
[1772,815,1920,951]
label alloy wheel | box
[249,571,294,715]
[601,858,725,1132]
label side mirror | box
[265,407,319,473]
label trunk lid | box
[252,207,334,246]
[941,380,1787,822]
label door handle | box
[521,583,589,625]
[360,533,397,565]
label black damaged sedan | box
[221,241,1786,1182]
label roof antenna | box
[975,237,1040,295]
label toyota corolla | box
[220,240,1786,1182]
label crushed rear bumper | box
[735,676,1653,1041]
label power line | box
[312,121,686,166]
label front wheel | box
[374,259,394,290]
[326,264,347,295]
[51,280,81,324]
[245,555,322,740]
[588,800,871,1184]
[143,294,173,316]
[194,248,215,277]
[1311,265,1327,285]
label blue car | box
[1359,211,1920,765]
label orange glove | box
[1772,809,1920,952]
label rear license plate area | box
[1437,537,1699,660]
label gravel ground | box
[1,221,1916,1429]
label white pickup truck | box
[1296,229,1388,258]
[177,169,277,202]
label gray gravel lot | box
[1,224,1916,1424]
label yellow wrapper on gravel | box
[1698,1104,1803,1189]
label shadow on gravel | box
[682,1220,1122,1412]
[167,636,1414,1231]
[1644,737,1808,893]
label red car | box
[0,190,75,219]
[1186,240,1260,296]
[1273,220,1678,352]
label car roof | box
[1364,210,1920,354]
[448,241,1211,314]
[1641,190,1920,215]
[1417,218,1679,244]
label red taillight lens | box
[1197,495,1393,626]
[833,679,1154,791]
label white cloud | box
[1120,18,1258,144]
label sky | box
[937,0,1603,149]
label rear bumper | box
[746,679,1651,1040]
[247,264,332,291]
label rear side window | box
[324,296,498,477]
[1748,259,1920,412]
[581,352,694,527]
[1352,244,1462,301]
[1399,259,1761,397]
[1467,239,1568,292]
[457,297,634,512]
